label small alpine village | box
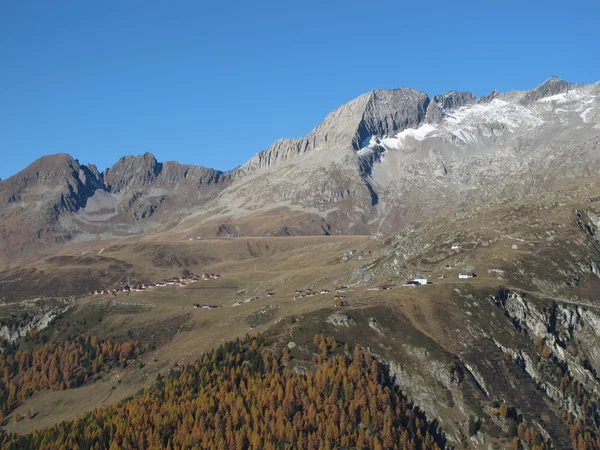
[86,243,476,310]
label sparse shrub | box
[496,285,510,303]
[281,346,291,364]
[468,415,481,436]
[507,418,518,438]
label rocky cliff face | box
[426,90,477,123]
[520,76,572,105]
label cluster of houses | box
[0,278,23,284]
[87,272,222,297]
[230,292,276,307]
[193,303,220,310]
[402,271,475,287]
[368,285,392,291]
[89,287,126,296]
[292,286,349,300]
[294,289,328,300]
[112,300,155,308]
[233,295,263,306]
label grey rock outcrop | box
[576,208,600,245]
[326,313,357,327]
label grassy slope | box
[3,187,600,446]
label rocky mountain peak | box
[103,152,162,193]
[479,89,500,104]
[0,153,103,213]
[520,76,570,105]
[235,87,431,176]
[425,90,476,123]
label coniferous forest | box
[0,335,141,424]
[0,335,446,450]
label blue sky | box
[1,0,598,179]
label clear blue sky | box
[1,0,598,179]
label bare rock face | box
[576,208,600,244]
[355,88,430,146]
[158,161,226,186]
[426,91,477,123]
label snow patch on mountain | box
[538,93,570,103]
[537,90,584,105]
[445,100,544,133]
[358,100,544,153]
[379,124,438,149]
[357,136,383,157]
[581,108,594,123]
[360,124,437,150]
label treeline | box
[0,335,141,423]
[1,335,447,450]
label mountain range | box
[1,76,599,266]
[3,76,600,449]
